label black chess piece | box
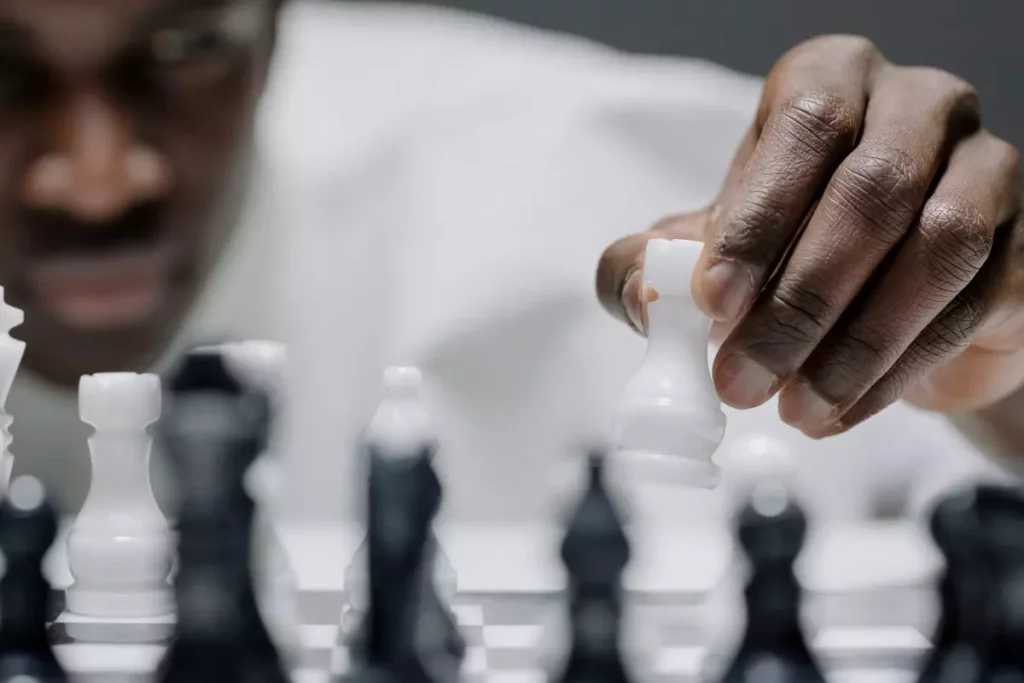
[915,486,991,683]
[549,450,633,683]
[409,453,465,676]
[346,438,465,678]
[154,348,289,683]
[339,441,449,683]
[716,481,826,683]
[0,476,67,683]
[970,485,1024,683]
[417,535,467,662]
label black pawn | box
[549,450,633,683]
[0,476,66,683]
[155,348,288,683]
[915,486,991,683]
[341,443,446,683]
[717,482,825,683]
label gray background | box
[373,0,1024,151]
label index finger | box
[693,37,881,322]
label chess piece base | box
[65,583,173,618]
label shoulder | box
[258,1,763,181]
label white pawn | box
[613,238,726,488]
[66,373,172,617]
[343,366,457,631]
[217,340,301,661]
[0,288,24,492]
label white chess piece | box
[0,288,24,493]
[613,238,726,488]
[343,366,457,632]
[216,340,301,661]
[66,373,173,617]
[717,433,798,512]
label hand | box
[597,35,1024,438]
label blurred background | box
[358,0,1024,151]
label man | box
[0,0,1019,519]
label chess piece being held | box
[614,238,726,488]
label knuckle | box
[861,375,906,418]
[901,66,978,106]
[718,188,787,260]
[922,67,979,109]
[920,295,987,359]
[776,91,859,155]
[831,145,923,243]
[918,200,994,279]
[940,293,988,339]
[788,34,879,64]
[764,278,835,345]
[985,134,1022,179]
[805,327,897,402]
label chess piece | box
[715,480,826,683]
[969,485,1024,683]
[915,486,990,683]
[0,288,24,492]
[550,450,634,683]
[65,372,173,618]
[0,476,68,682]
[704,434,798,657]
[217,340,301,661]
[155,348,289,683]
[344,367,458,642]
[613,238,726,488]
[338,439,445,683]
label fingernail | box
[804,419,847,440]
[701,260,754,321]
[716,353,777,408]
[779,382,836,430]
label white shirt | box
[6,1,1009,522]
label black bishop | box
[549,449,634,683]
[716,481,825,683]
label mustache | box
[20,202,166,256]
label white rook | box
[614,238,726,488]
[66,373,173,618]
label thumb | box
[596,208,714,334]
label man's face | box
[0,0,277,385]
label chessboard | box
[43,587,934,683]
[40,521,942,683]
